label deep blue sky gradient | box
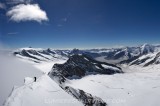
[0,0,160,49]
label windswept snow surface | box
[0,53,42,106]
[4,75,83,106]
[67,65,160,106]
[3,54,82,106]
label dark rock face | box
[144,52,160,66]
[49,68,107,106]
[52,54,123,78]
[70,48,82,55]
[17,49,41,60]
[130,57,151,66]
[120,55,139,64]
[48,54,123,106]
[64,86,107,106]
[14,49,45,60]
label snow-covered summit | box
[13,43,160,66]
[140,43,154,54]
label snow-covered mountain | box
[47,54,123,106]
[84,44,160,66]
[13,44,160,67]
[5,44,160,106]
[13,48,69,63]
[47,54,124,106]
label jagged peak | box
[52,54,123,78]
[140,43,154,54]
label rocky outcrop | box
[48,54,124,106]
[52,54,123,79]
[49,71,107,106]
[144,52,160,66]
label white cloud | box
[6,4,49,23]
[6,0,32,4]
[0,2,6,9]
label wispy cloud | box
[6,4,48,23]
[0,2,6,9]
[62,18,67,22]
[7,32,19,35]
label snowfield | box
[3,54,84,106]
[67,65,160,106]
[4,75,83,106]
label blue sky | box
[0,0,160,49]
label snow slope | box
[4,75,83,106]
[0,54,42,106]
[3,54,83,106]
[33,59,67,73]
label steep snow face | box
[13,48,68,64]
[4,75,83,106]
[129,53,156,66]
[66,65,160,106]
[129,52,160,66]
[101,64,121,72]
[140,44,154,54]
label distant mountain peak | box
[13,43,160,67]
[141,43,154,54]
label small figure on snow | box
[34,77,37,82]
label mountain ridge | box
[13,44,160,67]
